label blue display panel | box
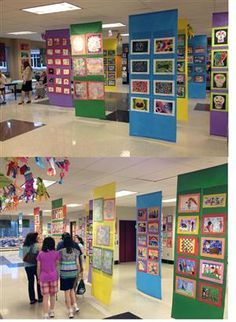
[129,10,178,142]
[136,191,162,299]
[188,35,207,99]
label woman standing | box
[22,232,43,304]
[18,61,33,105]
[59,234,81,318]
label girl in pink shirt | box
[37,237,60,319]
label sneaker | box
[43,313,49,319]
[30,299,38,304]
[38,297,43,303]
[18,102,24,105]
[26,100,31,104]
[49,310,55,318]
[74,305,80,313]
[2,101,6,105]
[68,309,74,319]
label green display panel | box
[171,164,227,319]
[70,21,105,119]
[52,198,63,209]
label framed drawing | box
[102,249,113,275]
[71,35,86,55]
[137,260,147,273]
[194,47,205,53]
[131,80,149,94]
[47,38,53,46]
[194,55,205,64]
[147,261,159,275]
[55,68,61,76]
[53,38,60,46]
[103,198,115,221]
[177,85,185,98]
[177,215,199,235]
[194,75,204,83]
[177,236,198,256]
[108,50,116,56]
[47,58,54,65]
[148,248,158,261]
[153,59,174,75]
[177,74,185,85]
[175,276,196,299]
[199,259,224,285]
[47,49,53,55]
[131,39,150,54]
[48,86,54,93]
[194,66,205,73]
[131,97,149,112]
[147,207,159,221]
[131,59,149,74]
[96,225,110,246]
[202,193,226,208]
[86,58,104,75]
[108,58,115,64]
[177,61,185,73]
[86,33,103,55]
[55,59,61,66]
[55,87,62,93]
[147,222,158,234]
[62,48,69,56]
[201,214,226,235]
[63,78,70,86]
[178,193,200,213]
[88,82,104,100]
[62,59,70,66]
[210,93,228,112]
[137,246,147,260]
[212,50,228,68]
[55,78,62,85]
[93,198,104,222]
[148,235,158,247]
[137,208,147,221]
[154,37,175,54]
[137,234,147,247]
[62,38,67,46]
[211,72,228,90]
[74,81,88,100]
[63,69,70,75]
[212,27,228,46]
[154,80,175,96]
[198,282,223,307]
[200,237,225,259]
[176,257,197,277]
[92,247,102,270]
[137,222,147,233]
[54,49,61,55]
[73,57,86,77]
[63,88,70,95]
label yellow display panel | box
[103,39,118,92]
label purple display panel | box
[210,12,228,137]
[87,199,93,283]
[45,29,73,108]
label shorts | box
[40,280,58,295]
[22,80,32,92]
[60,277,77,291]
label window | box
[0,46,8,73]
[31,49,46,69]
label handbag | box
[23,246,37,265]
[76,279,86,295]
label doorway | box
[119,220,136,262]
[70,221,76,237]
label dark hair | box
[23,232,38,247]
[75,235,84,246]
[23,61,31,69]
[63,234,73,254]
[42,237,55,252]
[61,232,70,240]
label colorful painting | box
[137,246,147,260]
[198,282,222,307]
[131,39,150,54]
[103,199,115,221]
[177,236,198,256]
[153,59,174,75]
[62,49,69,56]
[93,198,103,222]
[177,74,185,85]
[148,248,158,261]
[131,59,149,74]
[86,58,104,76]
[200,237,225,259]
[131,97,149,112]
[176,257,197,277]
[137,222,147,233]
[188,55,194,64]
[212,50,228,68]
[202,214,226,235]
[177,47,185,60]
[154,80,175,96]
[199,260,224,284]
[55,78,62,85]
[64,88,70,95]
[195,47,205,53]
[154,37,175,54]
[178,193,200,213]
[148,235,158,247]
[47,49,53,56]
[203,193,226,208]
[194,76,204,83]
[154,99,175,116]
[137,208,147,221]
[73,57,86,76]
[47,38,53,46]
[63,78,70,86]
[147,222,158,234]
[92,247,102,270]
[210,93,228,112]
[177,61,185,73]
[212,27,228,46]
[74,81,88,100]
[194,66,205,73]
[175,276,196,298]
[138,234,147,247]
[53,38,60,46]
[88,82,104,100]
[177,216,199,235]
[131,80,149,94]
[96,225,110,246]
[212,72,228,90]
[71,35,86,55]
[147,207,159,221]
[147,261,159,275]
[86,33,103,55]
[137,260,147,272]
[194,55,205,64]
[55,87,62,93]
[177,85,185,98]
[54,49,61,55]
[63,69,70,75]
[55,59,61,65]
[102,249,113,275]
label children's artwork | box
[47,38,53,46]
[177,85,185,98]
[188,55,194,64]
[54,49,61,55]
[153,59,174,74]
[188,47,193,54]
[148,207,159,221]
[55,78,62,85]
[194,55,205,64]
[62,49,69,56]
[137,222,147,233]
[199,259,224,284]
[53,38,60,46]
[198,282,222,307]
[74,81,88,100]
[62,38,67,46]
[55,87,62,93]
[137,260,147,272]
[148,235,158,247]
[55,68,61,75]
[48,77,54,84]
[92,247,102,270]
[202,214,226,235]
[178,34,185,46]
[176,257,197,277]
[177,61,185,73]
[178,193,200,213]
[202,193,226,208]
[48,86,54,93]
[194,66,205,73]
[47,59,53,65]
[63,78,70,86]
[131,80,149,94]
[154,99,175,116]
[86,58,104,76]
[177,216,199,235]
[87,82,104,100]
[73,57,86,77]
[108,58,115,64]
[93,198,103,222]
[147,261,159,275]
[137,234,147,247]
[177,74,185,85]
[177,47,185,60]
[108,80,116,86]
[87,33,103,55]
[194,47,205,53]
[154,37,175,54]
[108,65,115,72]
[131,39,150,54]
[131,59,149,74]
[137,246,147,259]
[64,88,70,95]
[212,50,228,68]
[175,276,196,299]
[62,59,70,66]
[154,80,175,96]
[212,72,227,90]
[148,248,158,261]
[147,222,158,234]
[48,68,54,75]
[131,97,149,112]
[102,249,113,275]
[213,27,228,46]
[210,93,228,112]
[96,225,110,246]
[137,208,147,221]
[47,49,53,55]
[200,237,225,259]
[71,35,86,55]
[63,69,70,75]
[108,50,116,56]
[177,236,198,256]
[194,76,204,83]
[103,199,115,221]
[55,59,61,65]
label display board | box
[51,198,67,242]
[206,37,212,91]
[34,207,42,235]
[122,44,129,84]
[45,29,73,107]
[70,21,105,119]
[91,182,116,305]
[86,200,93,283]
[210,13,228,137]
[103,39,117,90]
[171,164,227,319]
[162,213,174,260]
[188,35,207,99]
[129,9,178,142]
[136,191,162,299]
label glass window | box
[31,49,46,69]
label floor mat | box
[194,103,210,111]
[105,312,142,319]
[106,110,129,123]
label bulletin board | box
[34,207,42,235]
[51,198,67,243]
[85,200,93,284]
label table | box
[5,83,17,100]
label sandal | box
[18,102,24,105]
[26,100,31,104]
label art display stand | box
[70,21,105,119]
[210,13,228,137]
[206,37,212,91]
[171,164,227,319]
[51,198,67,243]
[34,207,43,235]
[177,19,189,121]
[103,39,118,90]
[45,29,73,107]
[129,9,178,142]
[136,191,162,299]
[85,200,93,284]
[188,35,207,99]
[91,182,116,305]
[162,213,174,260]
[122,44,129,84]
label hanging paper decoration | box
[46,157,57,176]
[55,158,70,184]
[35,157,45,169]
[6,159,20,178]
[20,165,36,203]
[36,177,50,201]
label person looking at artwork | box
[0,71,7,105]
[18,61,33,105]
[35,71,47,100]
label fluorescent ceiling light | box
[102,23,125,29]
[121,33,129,37]
[162,198,176,203]
[116,190,137,198]
[43,210,51,213]
[22,2,81,15]
[8,31,37,35]
[67,203,82,208]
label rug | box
[194,103,210,111]
[105,312,141,319]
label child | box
[0,71,7,104]
[37,237,60,319]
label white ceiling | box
[0,0,228,41]
[1,157,227,216]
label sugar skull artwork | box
[212,50,228,68]
[213,27,228,46]
[211,94,227,112]
[212,72,227,89]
